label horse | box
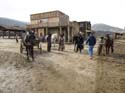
[23,31,35,61]
[105,34,114,55]
[51,33,58,47]
[44,33,58,47]
[73,35,78,52]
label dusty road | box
[0,39,125,93]
[95,40,125,93]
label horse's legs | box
[76,45,79,53]
[108,46,110,54]
[29,46,34,61]
[109,45,114,53]
[54,41,55,47]
[53,39,56,47]
[106,46,108,55]
[79,48,82,53]
[74,43,77,52]
[98,45,103,55]
[106,46,110,55]
[47,43,51,52]
[26,46,29,60]
[58,45,60,51]
[74,44,75,51]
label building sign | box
[39,19,48,27]
[39,19,48,24]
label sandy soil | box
[95,40,125,93]
[0,39,125,93]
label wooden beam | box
[8,31,10,39]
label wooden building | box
[114,32,125,39]
[78,21,91,38]
[0,25,25,39]
[71,21,91,38]
[27,10,71,42]
[27,10,92,42]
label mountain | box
[92,23,124,32]
[92,23,125,37]
[0,17,28,27]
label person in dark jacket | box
[86,32,96,59]
[110,37,114,53]
[47,33,52,52]
[105,34,114,55]
[24,31,35,61]
[73,34,79,52]
[76,33,84,53]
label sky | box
[0,0,125,28]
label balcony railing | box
[28,22,70,28]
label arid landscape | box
[0,39,125,93]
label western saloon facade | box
[27,10,91,42]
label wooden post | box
[59,26,62,35]
[64,28,66,42]
[3,31,4,38]
[8,31,10,39]
[14,31,16,39]
[2,31,3,38]
[67,26,70,42]
[44,28,46,36]
[46,27,48,35]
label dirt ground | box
[0,39,125,93]
[95,40,125,93]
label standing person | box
[76,32,84,53]
[15,34,18,43]
[24,31,35,61]
[39,33,43,42]
[105,34,112,55]
[58,34,65,51]
[47,32,52,52]
[73,34,78,52]
[86,32,96,59]
[24,31,30,60]
[110,36,114,53]
[30,31,36,60]
[97,36,105,56]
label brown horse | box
[105,34,114,55]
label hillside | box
[92,23,123,32]
[0,17,28,27]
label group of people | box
[46,32,65,52]
[22,30,114,61]
[22,31,65,61]
[23,31,36,61]
[73,32,114,59]
[98,34,114,56]
[73,32,96,59]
